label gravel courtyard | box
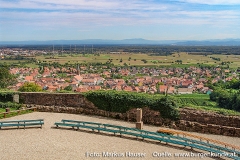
[0,112,239,160]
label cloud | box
[1,0,240,40]
[178,0,240,5]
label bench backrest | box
[62,119,101,126]
[0,119,44,124]
[55,119,240,158]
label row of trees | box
[210,90,240,111]
[209,78,240,111]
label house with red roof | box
[25,76,34,82]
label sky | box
[0,0,240,41]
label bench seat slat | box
[0,119,44,123]
[0,119,44,129]
[61,119,102,126]
[54,120,239,158]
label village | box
[7,64,237,94]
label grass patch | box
[0,108,18,113]
[181,105,240,116]
[174,94,209,99]
[39,52,238,67]
[174,94,240,116]
[0,109,33,119]
[173,94,212,106]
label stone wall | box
[19,92,240,137]
[172,120,240,137]
[20,92,95,108]
[180,108,240,128]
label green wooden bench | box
[54,120,239,159]
[103,124,145,135]
[0,119,44,129]
[56,121,120,134]
[144,130,240,157]
[55,122,120,135]
[61,119,102,127]
[55,122,77,129]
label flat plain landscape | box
[34,52,240,68]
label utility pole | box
[53,44,54,56]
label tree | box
[18,82,42,92]
[64,85,72,91]
[0,67,16,88]
[152,97,179,120]
[175,60,182,64]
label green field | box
[0,59,38,68]
[174,94,210,106]
[172,94,240,116]
[35,52,240,68]
[2,52,240,68]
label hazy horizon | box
[1,0,240,41]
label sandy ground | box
[0,112,239,160]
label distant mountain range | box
[1,38,240,46]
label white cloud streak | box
[179,0,240,5]
[0,0,240,40]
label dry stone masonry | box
[19,92,240,137]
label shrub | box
[83,90,179,120]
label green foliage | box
[18,82,42,92]
[141,59,147,63]
[0,91,19,102]
[210,89,240,111]
[56,90,73,93]
[83,90,179,120]
[0,90,19,96]
[64,85,72,91]
[0,94,13,102]
[182,105,240,116]
[212,78,240,90]
[210,79,240,111]
[174,94,211,106]
[152,97,179,120]
[175,60,182,64]
[0,109,33,119]
[0,67,16,88]
[0,102,22,109]
[210,57,221,61]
